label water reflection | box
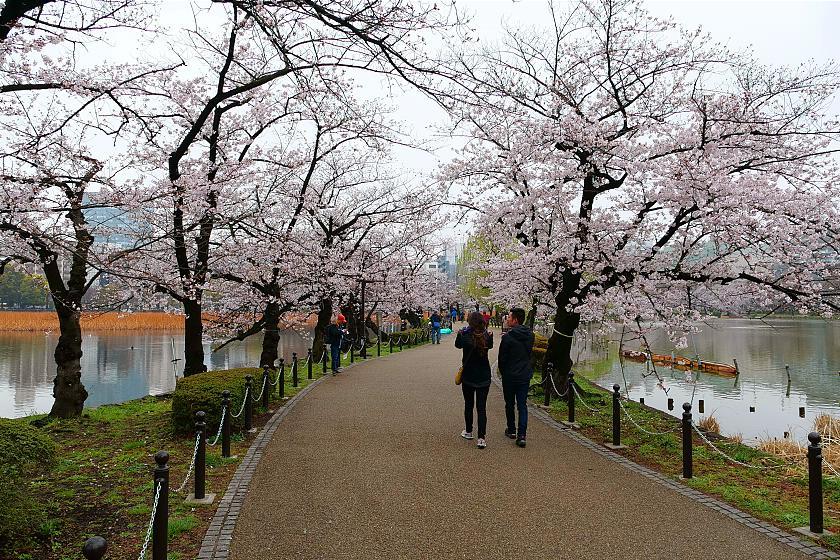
[585,319,840,443]
[0,330,311,418]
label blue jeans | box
[503,381,530,437]
[330,343,341,372]
[431,327,441,344]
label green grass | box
[167,516,199,539]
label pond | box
[583,318,840,443]
[0,330,312,418]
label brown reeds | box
[0,311,186,331]
[698,414,720,434]
[757,414,840,473]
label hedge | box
[0,419,55,545]
[171,367,259,434]
[0,418,56,474]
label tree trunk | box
[312,298,332,362]
[183,299,206,376]
[48,304,88,418]
[526,302,537,329]
[259,300,280,368]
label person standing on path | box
[455,311,494,449]
[498,307,534,448]
[326,314,347,374]
[430,310,442,344]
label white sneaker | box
[477,438,487,449]
[460,430,474,440]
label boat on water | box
[620,349,738,377]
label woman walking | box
[455,311,494,449]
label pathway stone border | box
[510,375,839,559]
[197,343,426,559]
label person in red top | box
[482,311,491,326]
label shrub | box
[171,368,259,434]
[0,418,56,474]
[0,419,54,549]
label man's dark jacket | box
[326,324,344,345]
[498,325,535,385]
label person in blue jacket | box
[498,307,535,447]
[430,310,442,344]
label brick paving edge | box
[493,374,838,559]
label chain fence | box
[175,433,201,493]
[208,406,226,446]
[137,481,162,560]
[230,386,249,418]
[617,398,679,436]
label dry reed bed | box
[756,413,840,474]
[0,311,186,331]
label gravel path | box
[230,335,806,559]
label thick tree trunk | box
[259,300,280,368]
[48,304,88,418]
[183,299,206,376]
[312,298,332,362]
[526,302,537,329]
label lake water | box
[582,319,840,443]
[0,330,312,418]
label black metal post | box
[377,334,381,357]
[808,432,824,533]
[82,536,107,560]
[322,350,327,374]
[292,353,299,387]
[244,376,253,432]
[612,384,621,447]
[194,411,206,500]
[308,349,313,379]
[221,391,231,458]
[390,337,394,353]
[543,362,553,407]
[682,402,693,479]
[667,397,674,411]
[698,399,705,414]
[152,451,169,560]
[350,344,355,363]
[567,371,576,424]
[278,359,285,399]
[261,366,270,410]
[399,336,403,351]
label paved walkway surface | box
[230,334,806,559]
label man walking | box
[430,310,442,344]
[498,307,534,447]
[326,314,347,374]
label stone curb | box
[501,375,838,559]
[197,341,429,559]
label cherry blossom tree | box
[0,0,175,418]
[442,0,840,387]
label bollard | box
[639,397,645,405]
[567,371,576,424]
[350,344,355,363]
[808,432,825,534]
[667,397,674,411]
[278,359,285,399]
[698,399,704,414]
[749,406,755,413]
[543,362,553,407]
[244,376,253,432]
[194,411,206,500]
[82,536,107,560]
[682,403,693,479]
[399,336,404,351]
[390,337,394,353]
[377,334,381,357]
[322,349,327,374]
[607,384,625,449]
[153,451,169,560]
[221,391,231,458]
[292,353,299,387]
[308,349,313,379]
[261,366,270,410]
[800,406,806,418]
